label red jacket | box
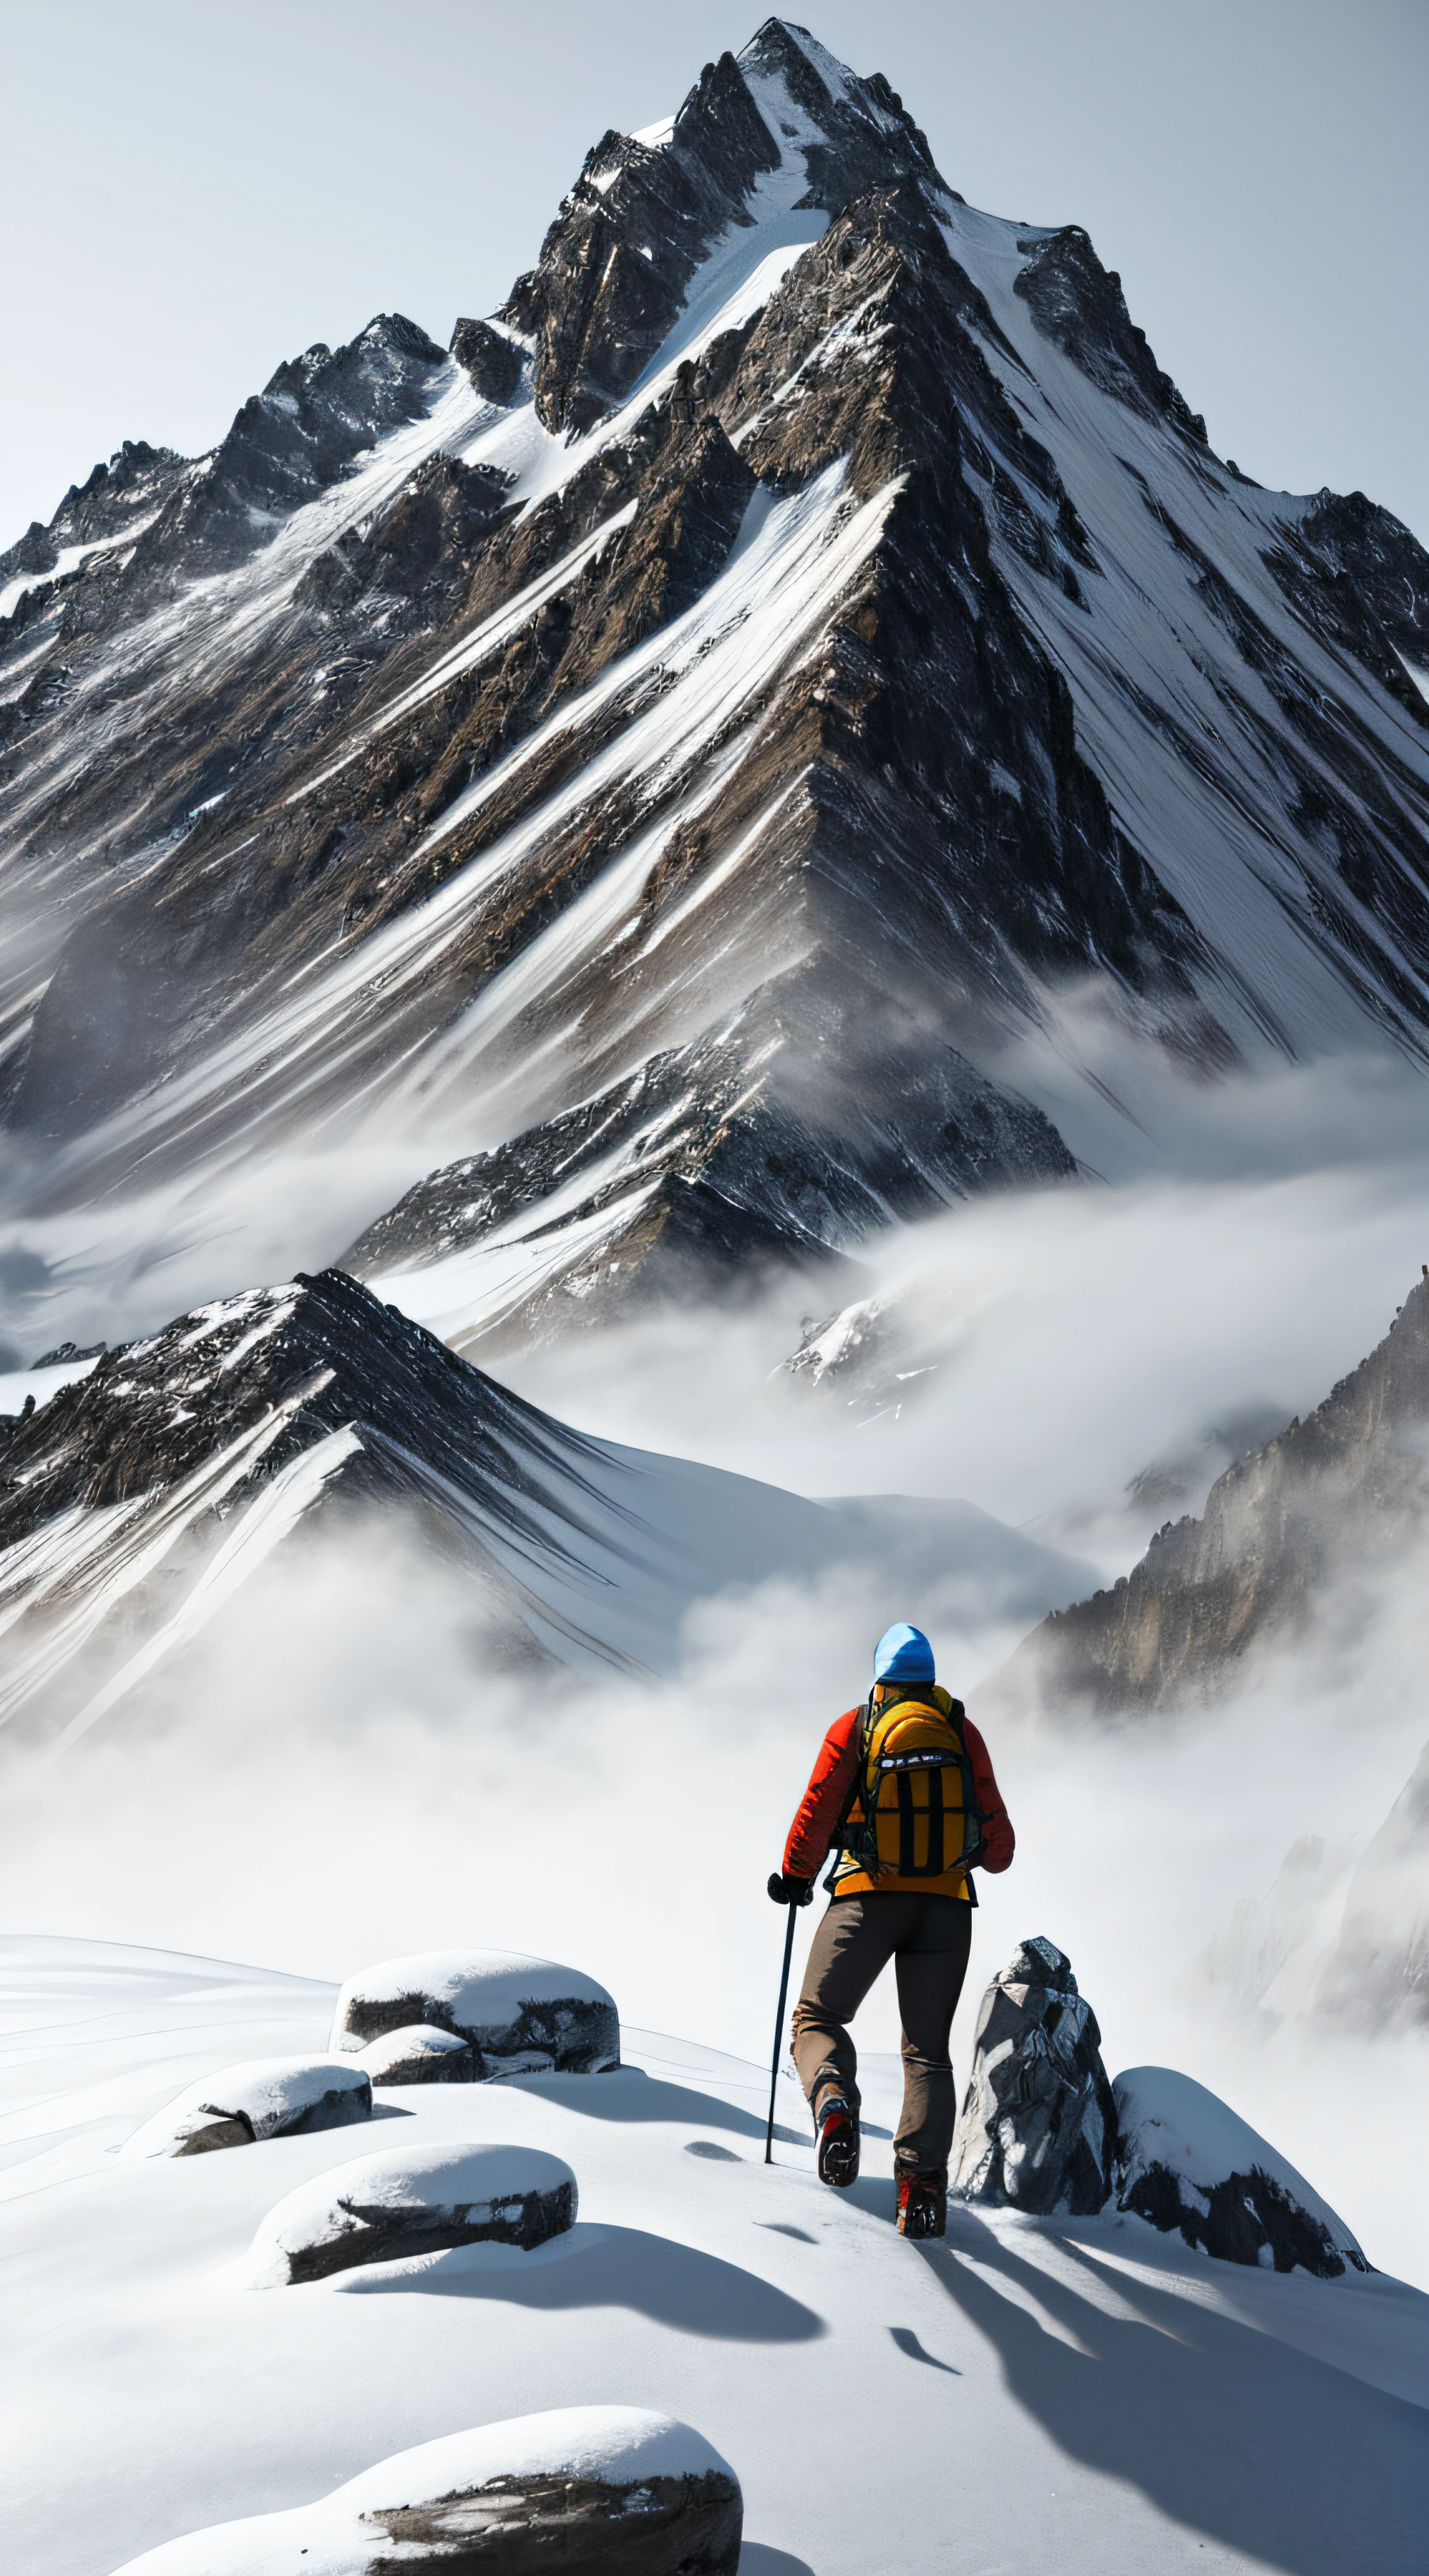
[783,1700,1015,1894]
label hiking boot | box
[897,2171,947,2238]
[815,2094,860,2188]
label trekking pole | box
[765,1901,799,2167]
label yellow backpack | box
[834,1688,982,1889]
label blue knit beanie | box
[872,1623,935,1684]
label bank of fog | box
[3,1501,1426,2287]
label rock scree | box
[244,2140,578,2285]
[951,1936,1117,2214]
[1113,2066,1368,2278]
[359,2022,477,2085]
[121,2056,371,2158]
[108,2406,743,2573]
[331,1946,620,2076]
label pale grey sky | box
[3,0,1425,546]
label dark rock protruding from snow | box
[331,1948,620,2075]
[0,440,187,594]
[131,314,451,581]
[950,1936,1117,2214]
[121,2057,371,2158]
[450,314,525,406]
[109,2407,743,2574]
[1113,2067,1367,2278]
[1014,226,1208,441]
[359,2023,477,2085]
[9,23,1429,1372]
[245,2140,577,2285]
[0,1270,647,1733]
[1001,1271,1429,1716]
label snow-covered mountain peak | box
[2,21,1428,1362]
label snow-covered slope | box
[0,1268,1093,1742]
[3,21,1427,1361]
[4,1936,1426,2576]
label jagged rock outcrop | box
[111,2409,743,2576]
[950,1936,1117,2214]
[0,1263,1093,1741]
[331,1949,620,2075]
[0,1269,632,1736]
[1000,1271,1429,1716]
[3,20,1428,1363]
[244,2141,577,2285]
[1113,2067,1367,2277]
[450,314,524,406]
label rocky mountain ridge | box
[999,1269,1429,1717]
[3,20,1428,1360]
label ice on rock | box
[330,1946,619,2076]
[244,2138,577,2285]
[358,2021,475,2084]
[108,2406,743,2573]
[950,1936,1117,2215]
[1114,2065,1368,2279]
[121,2055,371,2158]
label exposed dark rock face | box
[950,1936,1117,2214]
[0,438,187,588]
[360,2024,478,2085]
[3,21,1428,1360]
[1015,226,1208,441]
[123,2057,374,2158]
[504,49,784,434]
[331,1951,620,2075]
[248,2142,578,2284]
[1264,487,1429,726]
[295,450,512,625]
[360,2467,744,2576]
[1001,1272,1429,1716]
[341,1023,1073,1341]
[1112,2067,1367,2277]
[116,2416,743,2576]
[0,1269,640,1736]
[450,314,525,406]
[1120,2156,1351,2277]
[130,314,451,583]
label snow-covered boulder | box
[358,2022,475,2085]
[330,1946,619,2076]
[109,2406,743,2573]
[121,2056,371,2159]
[245,2139,577,2285]
[950,1935,1116,2214]
[1113,2066,1368,2278]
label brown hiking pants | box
[790,1892,973,2176]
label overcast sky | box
[3,0,1425,547]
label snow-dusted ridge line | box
[36,464,899,1198]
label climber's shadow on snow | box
[737,2548,817,2574]
[348,2220,825,2342]
[504,2067,825,2146]
[920,2217,1427,2573]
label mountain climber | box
[768,1623,1015,2239]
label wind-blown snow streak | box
[40,465,898,1195]
[938,199,1429,1059]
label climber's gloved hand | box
[767,1871,814,1907]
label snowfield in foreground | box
[2,1936,1426,2576]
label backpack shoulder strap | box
[821,1699,874,1892]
